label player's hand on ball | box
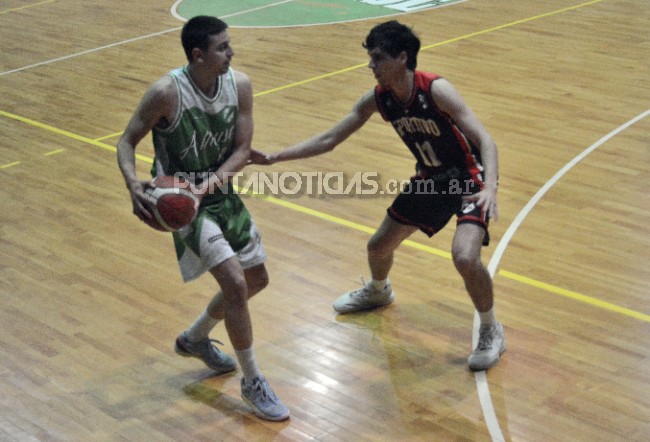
[127,179,155,223]
[142,176,200,232]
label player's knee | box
[452,251,481,275]
[224,289,249,314]
[367,235,391,257]
[246,264,269,296]
[251,269,270,294]
[231,275,249,295]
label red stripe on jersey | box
[451,124,483,188]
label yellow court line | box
[255,0,606,98]
[44,148,65,156]
[1,107,647,323]
[3,0,645,323]
[94,132,124,142]
[0,110,152,164]
[254,65,365,97]
[0,161,21,169]
[247,192,376,234]
[421,0,605,51]
[249,189,647,323]
[244,192,451,258]
[84,0,606,140]
[499,270,650,322]
[0,0,55,15]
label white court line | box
[171,0,294,22]
[0,28,181,77]
[475,108,650,442]
[0,1,294,77]
[5,2,647,438]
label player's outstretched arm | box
[249,90,377,165]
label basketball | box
[144,176,200,232]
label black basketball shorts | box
[387,176,490,246]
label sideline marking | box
[486,108,650,280]
[171,0,294,22]
[0,1,292,76]
[0,161,21,169]
[0,28,181,77]
[1,107,646,325]
[44,148,65,156]
[500,270,650,322]
[1,0,605,78]
[0,0,55,15]
[476,108,650,442]
[1,2,640,438]
[421,0,605,51]
[95,132,124,142]
[0,110,153,164]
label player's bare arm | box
[117,76,176,220]
[250,90,378,165]
[431,78,499,220]
[197,70,253,195]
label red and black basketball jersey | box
[375,71,483,184]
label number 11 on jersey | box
[414,141,441,167]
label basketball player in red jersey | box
[251,20,504,371]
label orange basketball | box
[144,176,199,232]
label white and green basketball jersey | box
[152,67,255,275]
[152,66,238,181]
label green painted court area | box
[174,0,465,27]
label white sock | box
[371,278,388,291]
[235,347,263,383]
[478,307,497,326]
[185,310,220,342]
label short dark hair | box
[181,16,229,62]
[363,20,420,70]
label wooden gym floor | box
[0,0,648,441]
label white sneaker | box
[333,279,394,313]
[241,376,290,421]
[468,322,506,371]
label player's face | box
[199,31,234,75]
[367,47,405,87]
